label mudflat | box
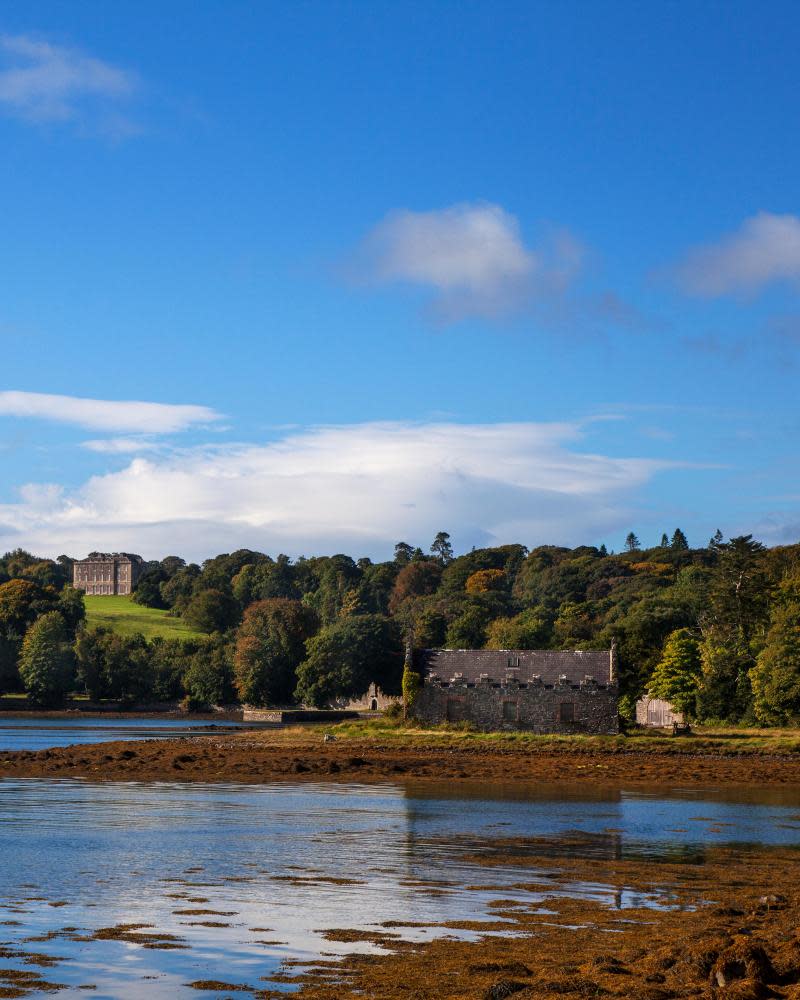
[1,725,800,786]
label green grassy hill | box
[83,595,204,641]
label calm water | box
[0,778,798,998]
[0,717,252,751]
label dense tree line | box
[0,530,799,723]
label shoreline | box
[2,728,800,786]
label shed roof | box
[415,648,613,686]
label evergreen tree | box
[598,543,608,557]
[625,532,641,552]
[671,528,689,551]
[393,542,414,566]
[18,612,75,706]
[697,535,770,721]
[648,628,702,719]
[660,533,669,548]
[430,531,454,565]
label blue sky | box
[1,0,799,561]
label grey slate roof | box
[414,648,613,686]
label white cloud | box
[81,437,163,454]
[0,420,679,561]
[349,203,584,321]
[672,212,800,297]
[0,391,222,434]
[0,34,137,131]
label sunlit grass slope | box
[83,595,203,641]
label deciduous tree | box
[184,589,241,633]
[19,612,75,706]
[234,598,318,706]
[295,614,402,707]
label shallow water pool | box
[0,717,251,752]
[0,778,797,998]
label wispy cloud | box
[81,437,163,454]
[0,391,222,434]
[0,34,138,134]
[347,202,585,322]
[670,212,800,297]
[0,420,684,560]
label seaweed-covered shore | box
[1,727,800,786]
[285,846,800,1000]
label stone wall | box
[412,675,618,735]
[333,683,401,712]
[242,708,360,723]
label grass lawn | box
[324,717,800,755]
[83,595,204,641]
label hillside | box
[83,595,203,641]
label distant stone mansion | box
[411,647,619,734]
[73,553,144,596]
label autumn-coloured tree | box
[388,561,442,615]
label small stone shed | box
[411,648,618,734]
[635,696,684,728]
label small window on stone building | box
[559,702,575,723]
[502,700,518,722]
[446,699,464,722]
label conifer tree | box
[430,531,454,565]
[648,628,702,719]
[671,528,689,551]
[625,532,641,552]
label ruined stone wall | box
[412,676,619,735]
[332,683,401,712]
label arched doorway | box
[370,698,378,711]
